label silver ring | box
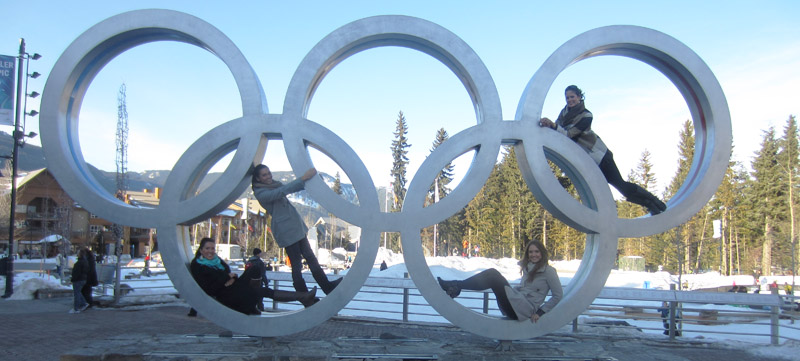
[40,11,730,339]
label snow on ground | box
[2,248,799,359]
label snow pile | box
[2,273,68,300]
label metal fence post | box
[403,272,409,322]
[572,318,578,333]
[669,284,677,340]
[483,292,489,314]
[770,288,779,345]
[272,279,278,310]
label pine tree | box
[777,115,799,274]
[749,127,783,276]
[388,111,411,251]
[424,128,456,256]
[333,172,342,195]
[661,120,701,274]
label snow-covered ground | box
[3,248,799,360]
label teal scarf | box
[197,255,225,270]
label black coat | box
[86,252,98,286]
[190,257,261,314]
[71,256,89,283]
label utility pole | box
[113,83,128,304]
[2,39,40,298]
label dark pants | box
[599,151,657,207]
[285,237,333,293]
[81,282,93,305]
[458,268,517,319]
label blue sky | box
[2,1,798,196]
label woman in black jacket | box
[190,237,316,315]
[69,248,90,314]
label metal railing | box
[92,268,798,345]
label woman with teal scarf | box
[190,237,317,315]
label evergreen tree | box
[661,120,702,274]
[749,127,783,276]
[388,111,411,251]
[777,115,799,274]
[333,172,342,195]
[424,128,456,256]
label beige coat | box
[504,264,563,320]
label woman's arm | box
[253,178,306,203]
[540,266,563,313]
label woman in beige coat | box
[438,240,562,322]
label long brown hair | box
[194,237,215,260]
[520,240,549,283]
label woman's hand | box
[530,313,540,323]
[539,117,555,129]
[224,273,237,287]
[301,168,317,181]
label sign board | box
[713,219,721,238]
[0,55,15,126]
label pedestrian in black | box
[69,248,90,314]
[82,249,98,307]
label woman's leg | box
[440,269,517,319]
[284,241,309,293]
[297,238,339,294]
[599,151,666,214]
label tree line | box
[387,111,799,277]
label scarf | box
[555,100,598,151]
[197,255,225,270]
[555,101,586,129]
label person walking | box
[82,249,98,307]
[69,248,90,314]
[251,164,341,295]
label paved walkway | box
[0,297,792,361]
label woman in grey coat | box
[252,164,341,295]
[438,240,562,322]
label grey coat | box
[253,179,308,248]
[504,264,563,321]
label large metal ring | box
[40,10,730,340]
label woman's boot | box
[271,286,318,308]
[437,277,461,298]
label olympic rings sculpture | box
[39,10,730,339]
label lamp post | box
[2,38,40,298]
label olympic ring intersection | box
[39,10,731,340]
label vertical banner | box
[0,55,15,126]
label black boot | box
[323,277,342,294]
[437,277,461,298]
[272,286,317,308]
[627,186,667,215]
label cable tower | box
[113,83,128,303]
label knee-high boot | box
[627,186,667,215]
[271,286,318,308]
[437,277,461,298]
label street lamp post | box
[3,38,40,298]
